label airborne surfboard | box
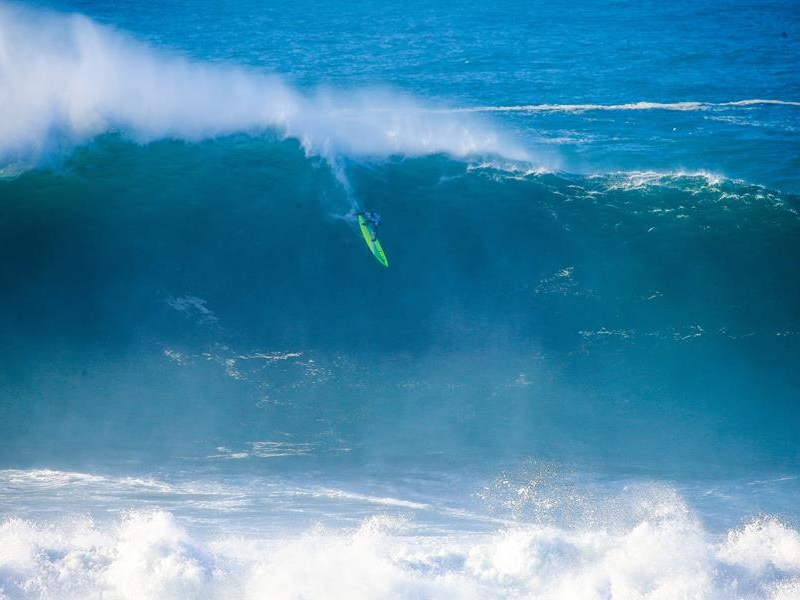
[357,214,388,267]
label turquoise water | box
[1,1,800,598]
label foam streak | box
[451,99,800,114]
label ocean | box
[1,0,800,598]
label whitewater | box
[1,1,800,599]
[0,3,526,170]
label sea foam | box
[0,5,526,169]
[450,99,800,114]
[2,500,800,599]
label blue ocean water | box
[1,1,800,598]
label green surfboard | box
[357,214,388,267]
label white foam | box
[451,99,800,114]
[307,487,432,511]
[0,5,527,168]
[720,99,800,108]
[718,518,800,575]
[593,169,726,191]
[0,468,107,488]
[0,512,213,600]
[2,486,800,599]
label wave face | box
[1,136,799,474]
[2,2,800,598]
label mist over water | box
[2,1,800,598]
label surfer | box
[363,211,382,241]
[349,209,382,241]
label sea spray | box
[0,4,526,171]
[2,477,800,599]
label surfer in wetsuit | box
[364,211,382,241]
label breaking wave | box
[1,481,800,600]
[0,4,526,169]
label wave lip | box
[0,5,527,169]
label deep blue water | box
[1,1,800,598]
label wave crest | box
[0,5,526,168]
